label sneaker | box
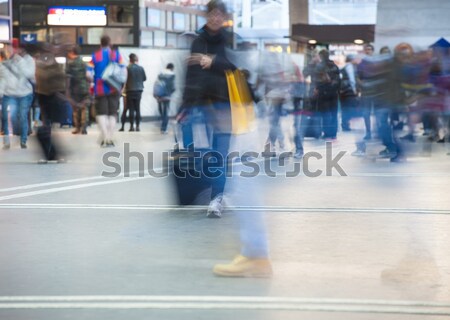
[37,159,48,164]
[207,195,223,218]
[136,126,140,132]
[129,127,135,132]
[20,142,27,149]
[2,144,10,150]
[213,255,273,278]
[81,129,88,135]
[379,148,397,158]
[118,127,124,132]
[294,151,304,159]
[72,128,81,134]
[100,140,107,148]
[106,140,115,147]
[363,134,372,140]
[351,149,366,157]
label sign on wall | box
[47,6,107,26]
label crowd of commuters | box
[1,0,449,278]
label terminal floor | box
[0,121,449,319]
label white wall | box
[118,47,305,117]
[119,48,189,117]
[375,0,450,51]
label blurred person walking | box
[340,54,359,132]
[181,0,235,219]
[35,42,67,162]
[180,0,272,277]
[89,35,126,147]
[0,40,35,150]
[154,63,175,134]
[357,44,376,140]
[123,53,146,132]
[315,49,340,140]
[66,45,90,135]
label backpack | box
[153,78,167,98]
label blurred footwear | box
[207,195,223,218]
[2,143,10,150]
[294,151,304,159]
[72,128,81,134]
[213,255,273,278]
[379,148,397,158]
[129,127,135,132]
[351,149,366,157]
[106,140,115,147]
[100,140,107,148]
[390,156,406,163]
[136,126,140,132]
[118,127,124,132]
[363,134,372,140]
[81,129,87,135]
[37,159,48,164]
[400,134,415,142]
[20,142,27,149]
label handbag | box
[101,50,127,91]
[225,69,256,135]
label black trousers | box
[126,91,142,127]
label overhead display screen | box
[47,6,107,26]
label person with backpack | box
[122,53,146,132]
[154,63,175,134]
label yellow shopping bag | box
[225,69,256,134]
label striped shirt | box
[89,47,125,97]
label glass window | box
[20,4,46,26]
[167,32,177,48]
[0,0,9,16]
[154,30,166,47]
[140,30,153,47]
[173,12,186,31]
[0,18,9,41]
[48,27,77,44]
[107,5,134,26]
[147,8,161,28]
[78,27,134,45]
[196,15,206,29]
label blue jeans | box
[2,94,33,144]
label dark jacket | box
[315,59,340,100]
[182,26,236,107]
[66,56,90,98]
[125,63,146,92]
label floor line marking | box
[0,302,448,315]
[0,204,449,215]
[0,296,449,306]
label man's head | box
[364,44,375,56]
[166,63,174,71]
[319,49,330,62]
[67,45,81,59]
[100,35,111,48]
[206,0,228,33]
[129,53,138,63]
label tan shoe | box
[213,255,273,278]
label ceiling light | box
[308,40,317,45]
[354,39,364,45]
